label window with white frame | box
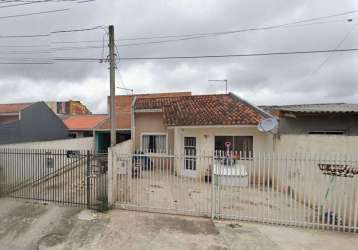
[142,134,167,153]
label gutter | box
[131,96,137,151]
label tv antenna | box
[117,86,134,95]
[208,79,228,94]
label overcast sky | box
[0,0,357,113]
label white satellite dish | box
[257,118,278,133]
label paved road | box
[0,199,357,250]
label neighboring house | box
[62,114,108,138]
[261,103,358,154]
[131,93,273,177]
[0,101,91,120]
[93,92,191,153]
[0,103,32,125]
[0,102,69,145]
[46,100,91,115]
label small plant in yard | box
[97,197,112,213]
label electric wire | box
[51,47,358,63]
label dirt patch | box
[37,233,66,250]
[145,215,219,235]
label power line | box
[117,10,358,41]
[0,8,70,19]
[117,48,358,60]
[52,47,358,62]
[51,25,104,34]
[4,47,358,65]
[116,19,357,48]
[0,0,94,9]
[303,22,358,81]
[0,62,53,64]
[0,25,105,39]
[0,34,50,38]
[50,15,357,46]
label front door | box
[183,137,197,177]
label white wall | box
[108,140,132,205]
[274,135,358,157]
[0,137,94,150]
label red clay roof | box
[0,103,32,114]
[135,93,267,126]
[63,115,108,130]
[95,113,131,130]
[100,92,192,130]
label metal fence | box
[0,148,108,210]
[113,151,358,233]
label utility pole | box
[208,79,228,94]
[109,25,116,146]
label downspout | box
[131,96,137,152]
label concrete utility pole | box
[109,25,117,146]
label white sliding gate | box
[112,151,358,233]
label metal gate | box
[113,151,358,233]
[0,148,108,210]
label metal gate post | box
[86,151,91,209]
[211,152,215,219]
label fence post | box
[86,150,91,209]
[211,151,216,220]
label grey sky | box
[0,0,357,113]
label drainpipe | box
[131,96,137,152]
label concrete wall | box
[0,102,69,145]
[274,134,358,156]
[264,153,358,227]
[108,140,132,205]
[278,113,358,135]
[0,137,94,150]
[0,138,92,196]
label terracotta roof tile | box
[0,103,32,114]
[102,92,192,130]
[135,94,266,126]
[95,113,131,130]
[63,115,108,130]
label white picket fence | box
[111,151,358,233]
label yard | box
[115,169,314,225]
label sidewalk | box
[0,199,357,250]
[99,209,358,250]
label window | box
[142,134,167,153]
[215,136,253,158]
[308,131,345,135]
[184,137,196,171]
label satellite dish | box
[257,118,278,133]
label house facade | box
[261,103,358,155]
[131,93,273,177]
[93,92,191,153]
